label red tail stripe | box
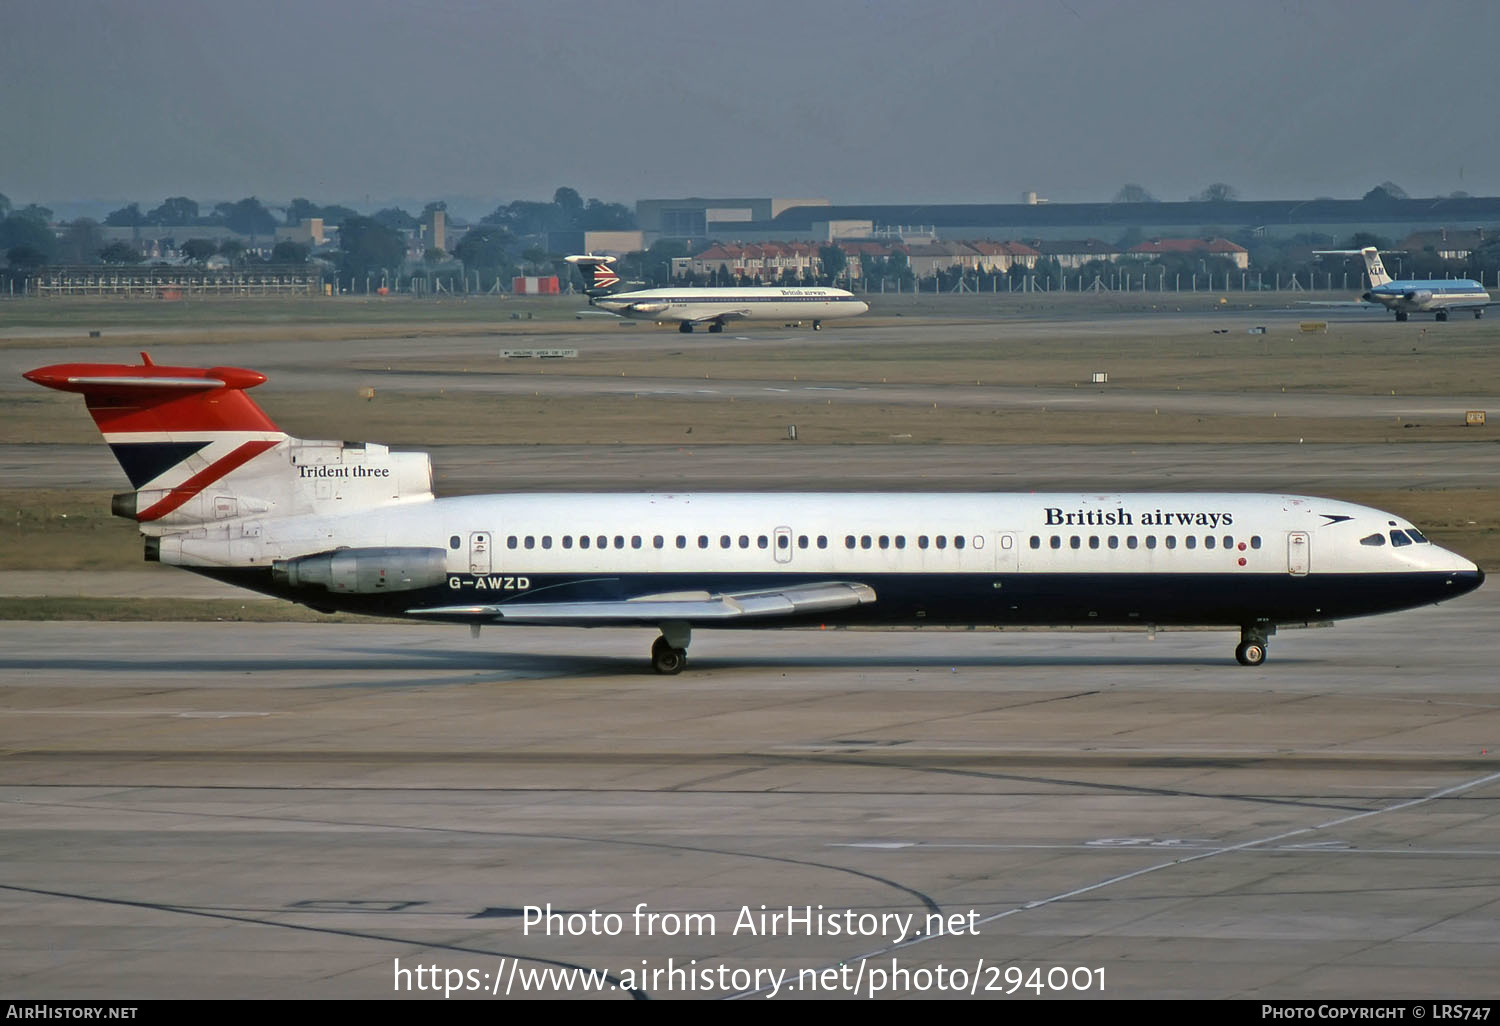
[136,439,280,522]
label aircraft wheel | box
[1235,641,1266,667]
[813,320,823,331]
[708,322,723,333]
[651,636,687,675]
[1476,309,1485,319]
[1395,311,1408,322]
[1436,310,1449,322]
[678,322,693,333]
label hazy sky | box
[4,0,1498,217]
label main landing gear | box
[708,321,724,333]
[1394,310,1408,322]
[812,319,822,331]
[651,622,691,675]
[678,321,694,333]
[1235,624,1274,666]
[1436,310,1449,322]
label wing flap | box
[408,581,876,624]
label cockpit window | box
[1360,534,1385,547]
[1406,528,1430,543]
[1389,531,1413,547]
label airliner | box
[1318,247,1491,321]
[566,254,868,333]
[25,355,1482,674]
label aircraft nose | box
[1449,565,1484,598]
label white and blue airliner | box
[25,355,1484,675]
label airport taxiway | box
[4,308,1498,999]
[1,591,1498,999]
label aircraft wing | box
[409,581,877,624]
[687,309,752,323]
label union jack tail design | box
[564,253,624,295]
[24,353,287,524]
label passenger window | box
[1223,536,1233,549]
[1108,536,1119,549]
[878,535,889,549]
[631,536,641,549]
[1389,531,1413,547]
[525,536,535,549]
[797,535,808,549]
[615,535,625,549]
[1127,536,1138,549]
[449,535,461,549]
[507,536,518,550]
[937,536,948,550]
[721,535,731,549]
[817,536,828,549]
[542,536,552,549]
[1185,536,1196,550]
[1165,536,1176,549]
[738,535,749,549]
[1030,536,1041,549]
[860,535,872,550]
[1360,534,1386,547]
[1088,536,1100,550]
[1050,536,1061,549]
[846,535,856,549]
[563,536,573,549]
[597,535,607,549]
[1250,536,1262,549]
[895,536,906,549]
[580,535,591,549]
[1204,537,1215,549]
[1145,536,1157,549]
[699,535,709,549]
[918,536,929,549]
[954,536,965,550]
[778,535,789,549]
[653,535,664,549]
[676,535,687,549]
[757,535,768,549]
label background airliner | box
[566,254,868,333]
[25,356,1482,674]
[1316,247,1491,321]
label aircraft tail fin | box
[1360,247,1393,288]
[25,353,431,532]
[564,253,623,295]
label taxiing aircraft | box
[566,254,868,333]
[25,355,1482,673]
[1316,247,1491,321]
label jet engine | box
[272,547,448,593]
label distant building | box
[1027,238,1120,268]
[1399,227,1493,261]
[1126,237,1249,269]
[637,197,831,245]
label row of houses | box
[669,237,1252,280]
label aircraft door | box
[1287,531,1309,576]
[469,532,492,574]
[995,532,1019,571]
[773,526,793,564]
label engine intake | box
[272,547,448,594]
